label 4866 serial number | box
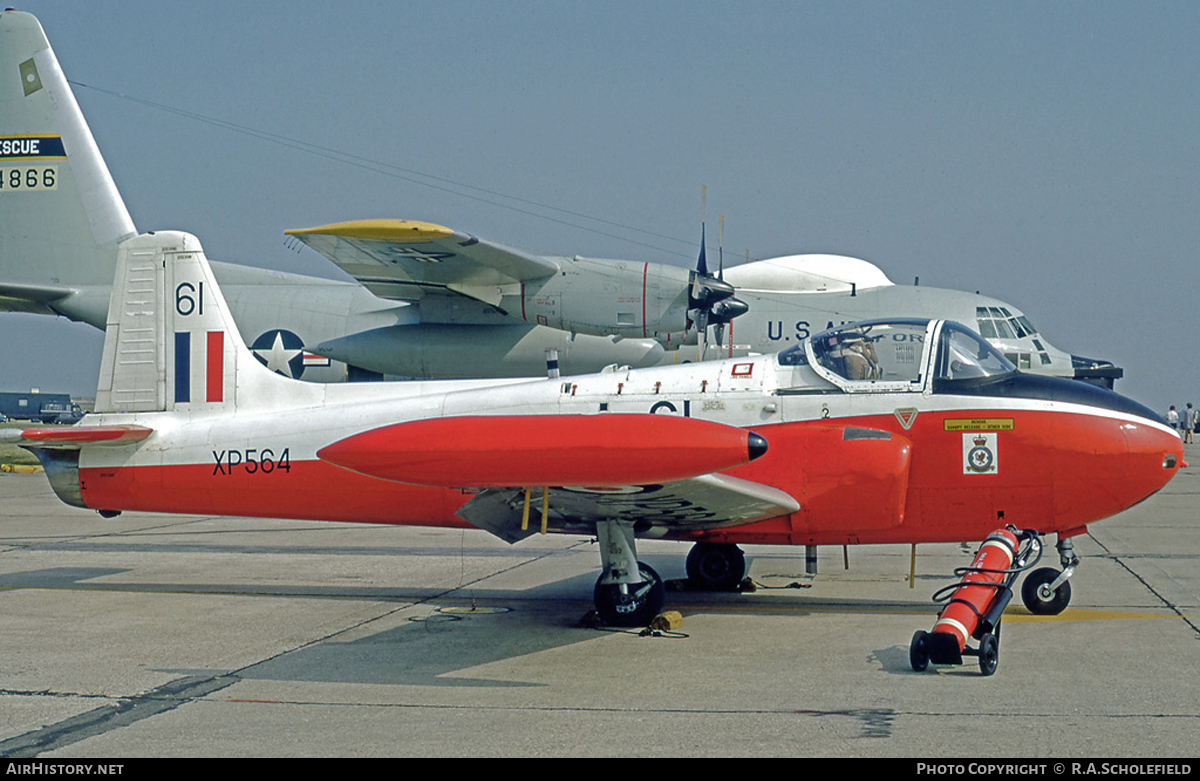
[0,166,58,191]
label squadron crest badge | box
[963,432,998,474]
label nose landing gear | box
[1019,535,1078,616]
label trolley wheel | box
[909,630,930,672]
[978,633,999,676]
[1021,567,1071,615]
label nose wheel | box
[1020,567,1072,615]
[1019,535,1078,615]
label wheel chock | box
[650,611,683,631]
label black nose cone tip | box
[747,432,769,461]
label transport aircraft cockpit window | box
[976,307,1040,341]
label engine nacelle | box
[502,258,692,341]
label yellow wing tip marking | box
[285,219,454,242]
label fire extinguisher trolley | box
[910,526,1042,676]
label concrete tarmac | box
[1,445,1198,758]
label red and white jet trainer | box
[8,231,1184,625]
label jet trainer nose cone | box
[1121,417,1186,499]
[1051,409,1185,527]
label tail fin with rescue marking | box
[0,10,135,325]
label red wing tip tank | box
[317,414,769,487]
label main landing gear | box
[592,520,665,627]
[685,542,747,591]
[590,537,748,626]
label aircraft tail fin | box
[0,10,135,320]
[96,231,289,414]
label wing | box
[285,219,560,307]
[456,475,800,544]
[0,282,73,316]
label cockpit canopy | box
[779,319,1017,393]
[776,318,1162,426]
[933,321,1018,384]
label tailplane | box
[0,10,135,325]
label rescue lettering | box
[0,136,66,157]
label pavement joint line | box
[1086,531,1200,638]
[0,675,239,758]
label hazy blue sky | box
[3,1,1198,415]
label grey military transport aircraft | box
[0,11,1121,387]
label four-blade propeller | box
[689,209,748,350]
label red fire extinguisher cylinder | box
[912,527,1022,673]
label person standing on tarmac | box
[1185,403,1196,444]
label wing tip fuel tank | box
[317,414,768,488]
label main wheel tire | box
[978,633,999,676]
[685,543,746,591]
[909,630,930,672]
[1021,567,1071,615]
[594,562,666,627]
